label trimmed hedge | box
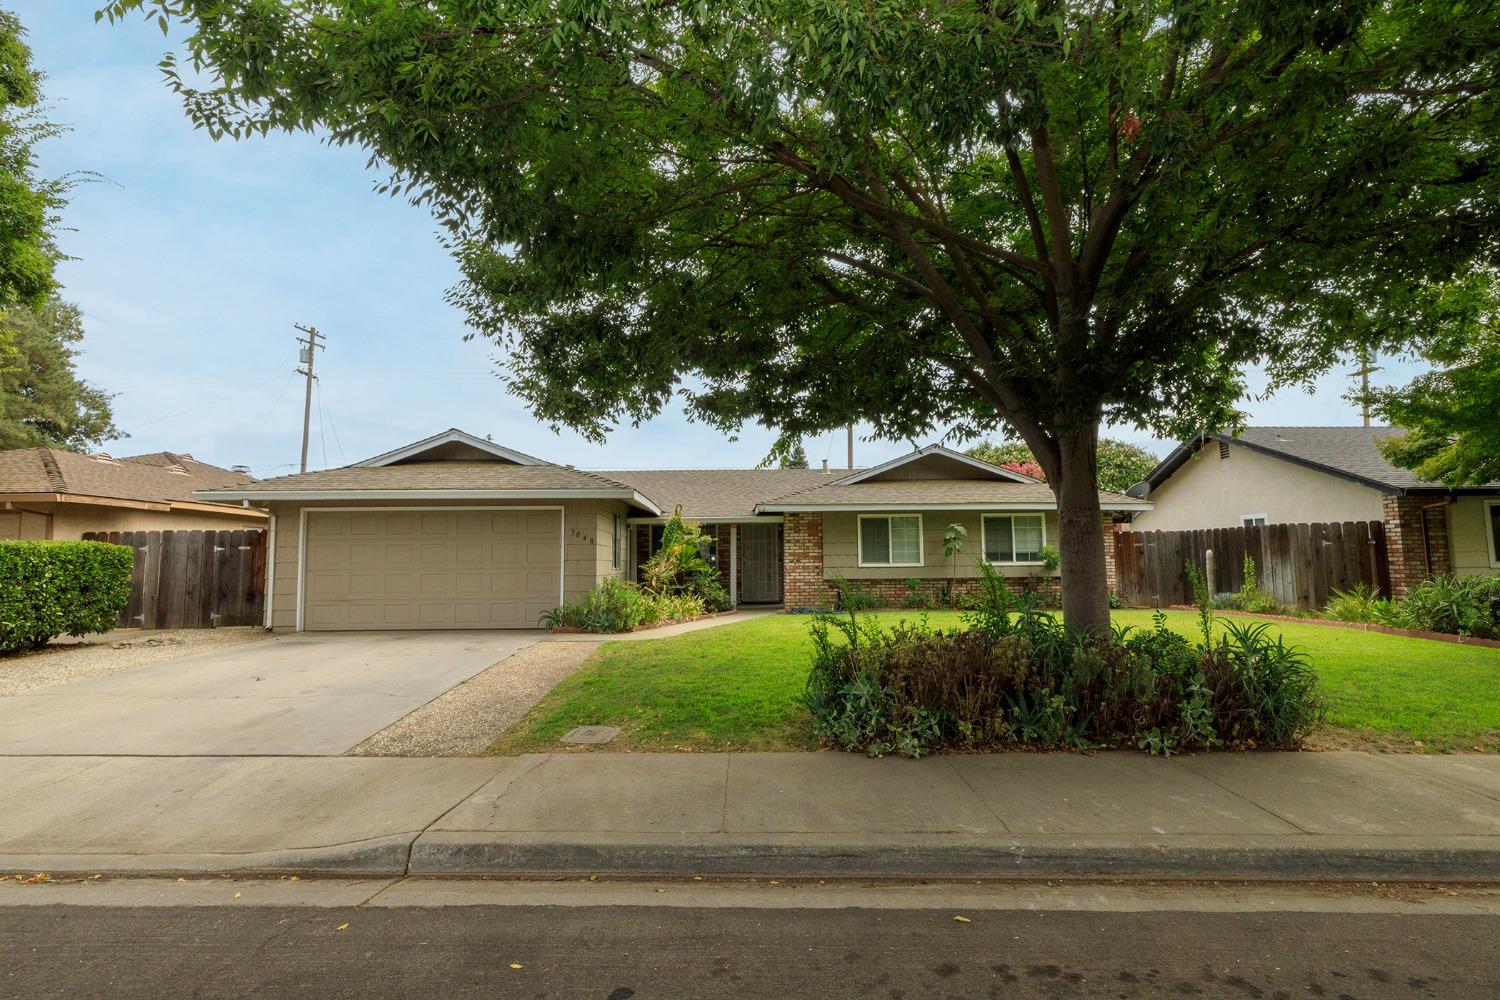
[0,540,134,652]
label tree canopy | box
[0,9,68,309]
[1364,275,1500,487]
[779,440,810,469]
[104,0,1500,630]
[0,297,119,451]
[969,438,1157,494]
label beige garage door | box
[302,508,561,630]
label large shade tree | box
[0,297,119,451]
[1363,274,1500,487]
[105,0,1500,631]
[1,8,69,308]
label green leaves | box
[1365,275,1500,487]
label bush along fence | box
[1112,521,1390,611]
[81,530,266,629]
[0,540,133,651]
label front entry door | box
[739,524,782,604]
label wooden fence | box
[82,529,267,629]
[1112,521,1390,611]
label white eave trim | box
[351,428,547,467]
[755,500,1154,513]
[192,488,663,514]
[831,444,1037,486]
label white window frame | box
[611,512,622,571]
[981,513,1048,566]
[857,513,924,568]
[1486,499,1500,568]
[1242,513,1269,527]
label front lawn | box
[491,609,1500,754]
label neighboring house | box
[195,428,1150,632]
[1127,426,1500,592]
[0,447,267,540]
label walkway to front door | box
[739,523,783,604]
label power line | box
[122,373,286,432]
[317,378,347,465]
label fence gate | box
[82,529,267,629]
[1111,520,1390,611]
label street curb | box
[408,833,1500,882]
[0,834,414,879]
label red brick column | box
[1101,513,1119,593]
[782,513,827,608]
[1382,495,1451,595]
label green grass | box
[491,609,1500,755]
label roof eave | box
[755,500,1153,513]
[192,487,664,515]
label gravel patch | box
[0,627,270,698]
[348,640,601,757]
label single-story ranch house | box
[1127,426,1500,593]
[196,429,1150,632]
[0,446,266,540]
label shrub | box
[1322,583,1383,623]
[901,578,933,610]
[639,510,731,612]
[805,574,1324,758]
[1395,574,1500,638]
[539,578,705,633]
[0,541,133,652]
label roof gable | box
[351,428,547,468]
[832,445,1036,485]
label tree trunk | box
[1054,427,1111,635]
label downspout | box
[1416,497,1451,578]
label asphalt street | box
[2,879,1497,999]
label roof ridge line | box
[38,448,66,492]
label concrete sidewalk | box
[4,751,1500,880]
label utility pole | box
[294,324,324,473]
[847,425,855,469]
[1351,347,1380,428]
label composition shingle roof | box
[0,447,254,506]
[1137,426,1500,495]
[597,468,841,520]
[198,461,641,494]
[755,478,1143,509]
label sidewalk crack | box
[1172,758,1314,835]
[947,759,1012,835]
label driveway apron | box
[0,631,540,755]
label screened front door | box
[739,524,782,604]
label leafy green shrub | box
[0,541,133,652]
[1234,555,1283,614]
[639,511,731,612]
[901,578,933,610]
[805,576,1324,758]
[831,572,877,611]
[1395,574,1500,638]
[1323,583,1383,623]
[1038,544,1060,573]
[539,578,705,633]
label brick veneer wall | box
[782,511,1063,609]
[1382,495,1451,595]
[782,513,825,607]
[1102,513,1119,593]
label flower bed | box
[807,565,1324,758]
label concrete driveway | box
[0,631,540,756]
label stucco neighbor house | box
[0,446,266,540]
[1126,426,1500,593]
[194,428,1151,633]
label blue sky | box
[18,4,1427,477]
